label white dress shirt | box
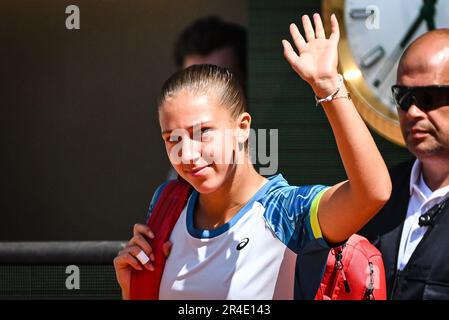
[397,159,449,270]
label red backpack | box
[129,178,192,300]
[129,179,387,300]
[315,234,387,300]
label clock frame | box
[323,0,406,146]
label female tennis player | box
[114,13,391,299]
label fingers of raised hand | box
[281,39,298,66]
[299,14,339,42]
[302,15,315,42]
[313,13,325,39]
[289,23,306,52]
[329,13,340,42]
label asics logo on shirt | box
[236,238,249,250]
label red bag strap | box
[129,177,192,299]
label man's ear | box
[237,112,251,144]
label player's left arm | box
[282,13,391,244]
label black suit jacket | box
[360,159,449,299]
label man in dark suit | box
[360,29,449,299]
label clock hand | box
[398,0,436,47]
[424,0,437,30]
[426,16,436,30]
[373,0,437,87]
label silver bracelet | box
[315,74,344,106]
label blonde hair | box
[158,64,246,119]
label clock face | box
[323,0,449,146]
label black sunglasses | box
[391,85,449,112]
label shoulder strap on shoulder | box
[129,177,192,300]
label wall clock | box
[323,0,449,146]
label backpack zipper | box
[363,262,375,300]
[325,245,350,297]
[336,248,351,294]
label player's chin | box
[184,168,224,193]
